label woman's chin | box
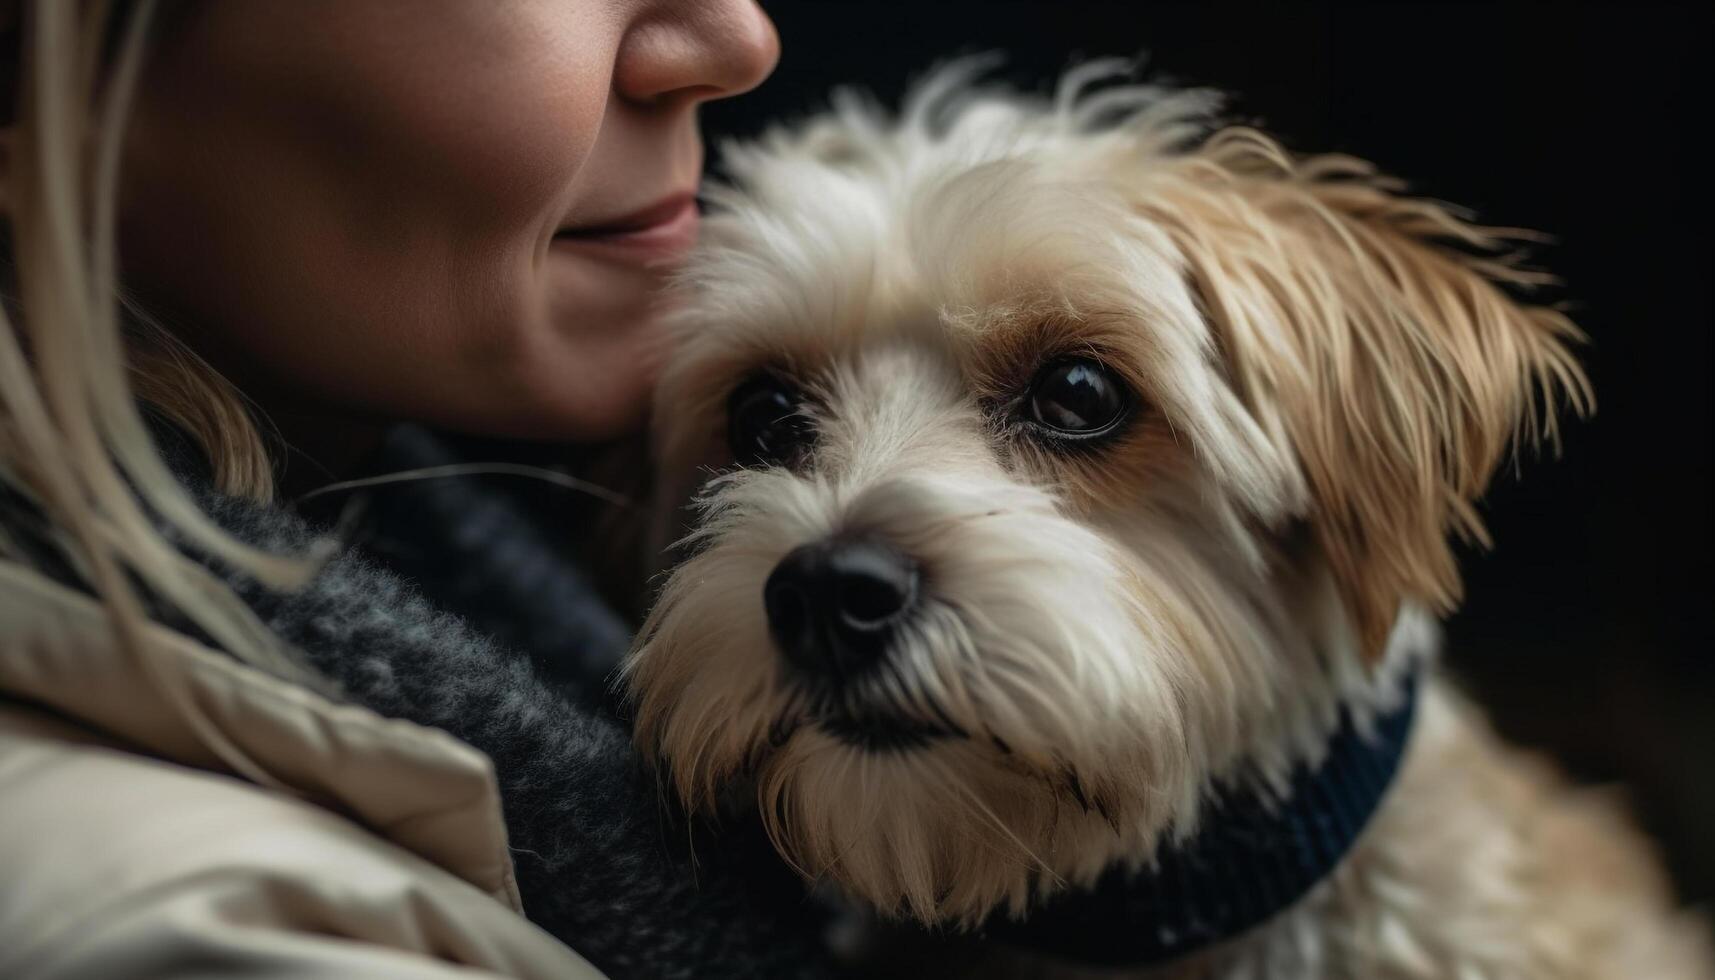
[486,338,663,443]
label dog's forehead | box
[662,105,1311,523]
[685,141,1198,389]
[658,84,1316,547]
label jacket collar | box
[0,559,525,911]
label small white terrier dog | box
[623,61,1711,978]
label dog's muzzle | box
[763,534,919,685]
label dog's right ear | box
[1129,127,1591,660]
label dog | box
[622,61,1713,978]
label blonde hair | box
[2,0,330,778]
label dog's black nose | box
[764,536,919,681]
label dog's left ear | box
[1130,126,1592,659]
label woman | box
[0,2,830,977]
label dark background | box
[702,2,1714,903]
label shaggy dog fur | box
[625,61,1714,978]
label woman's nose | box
[614,0,781,107]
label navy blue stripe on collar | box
[983,670,1420,967]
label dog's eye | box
[1025,357,1131,440]
[728,375,815,466]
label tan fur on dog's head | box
[1132,131,1589,657]
[625,60,1589,925]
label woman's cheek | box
[116,0,661,440]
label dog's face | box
[625,64,1588,925]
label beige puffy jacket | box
[0,561,608,979]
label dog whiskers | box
[947,775,1066,895]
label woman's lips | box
[551,193,699,264]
